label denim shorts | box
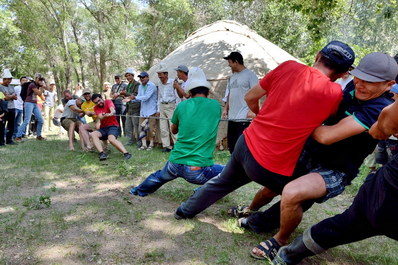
[98,126,119,140]
[310,167,346,202]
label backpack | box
[20,81,33,101]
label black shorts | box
[98,126,119,140]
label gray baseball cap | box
[350,52,398,82]
[174,65,189,73]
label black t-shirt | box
[302,81,393,184]
[382,153,398,190]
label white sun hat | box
[184,67,211,91]
[125,68,136,76]
[1,69,13,79]
[156,63,169,73]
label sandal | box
[228,205,255,218]
[250,238,281,261]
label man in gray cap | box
[173,65,190,99]
[233,52,397,262]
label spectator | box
[102,82,111,100]
[61,97,84,151]
[222,52,259,153]
[61,89,73,106]
[130,67,224,197]
[0,91,7,146]
[173,65,190,99]
[73,83,83,97]
[15,73,46,141]
[0,69,17,145]
[123,68,141,146]
[111,74,127,136]
[124,72,157,150]
[43,81,58,132]
[13,76,28,139]
[157,64,179,152]
[90,93,131,161]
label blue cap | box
[138,72,149,78]
[391,84,398,93]
[320,41,355,70]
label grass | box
[0,134,397,264]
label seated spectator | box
[272,96,398,265]
[130,68,224,197]
[61,97,84,151]
[90,94,131,161]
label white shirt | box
[13,85,24,110]
[157,78,179,108]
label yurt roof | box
[147,20,299,84]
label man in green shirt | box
[130,67,224,197]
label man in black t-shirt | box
[272,89,398,265]
[240,53,398,261]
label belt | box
[161,101,175,104]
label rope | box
[110,114,252,122]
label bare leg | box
[249,186,278,211]
[90,131,104,153]
[79,124,93,150]
[68,122,76,151]
[108,135,127,154]
[275,173,327,245]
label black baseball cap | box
[320,41,355,70]
[223,52,244,63]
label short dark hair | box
[91,93,102,101]
[190,86,209,97]
[318,53,349,74]
[19,76,27,81]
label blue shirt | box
[135,81,158,117]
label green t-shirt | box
[169,97,221,167]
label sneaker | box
[161,147,172,153]
[99,152,108,161]
[139,146,147,150]
[146,146,153,151]
[36,136,46,141]
[123,152,132,160]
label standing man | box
[15,73,46,141]
[43,81,57,132]
[111,74,127,136]
[123,68,141,146]
[174,41,355,221]
[102,82,112,100]
[124,72,158,150]
[90,94,131,161]
[13,76,28,139]
[157,65,179,152]
[0,69,17,145]
[173,65,190,99]
[222,52,259,153]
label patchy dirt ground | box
[0,136,397,265]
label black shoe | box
[6,141,17,145]
[123,152,132,160]
[174,206,190,220]
[162,147,172,153]
[99,152,108,161]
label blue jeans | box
[16,102,43,137]
[130,161,225,196]
[13,109,23,138]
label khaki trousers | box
[159,102,177,148]
[43,105,55,132]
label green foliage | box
[22,195,52,210]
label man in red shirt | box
[175,41,355,219]
[90,94,131,161]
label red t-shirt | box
[94,99,119,128]
[244,60,342,176]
